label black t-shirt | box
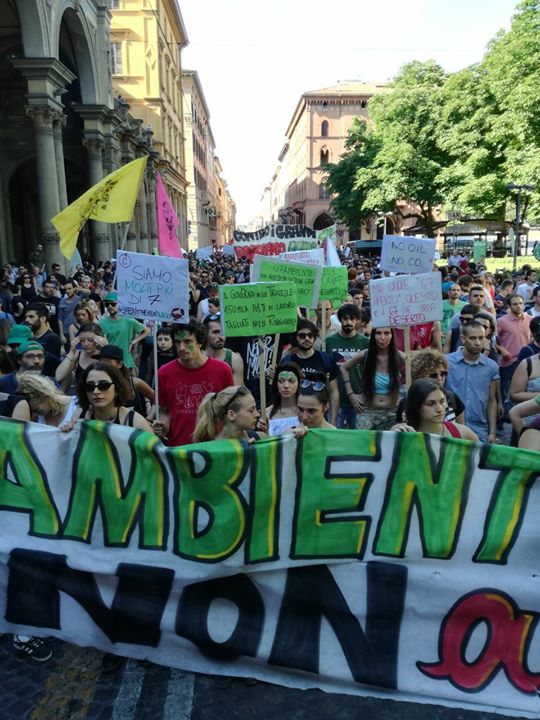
[36,329,62,359]
[280,350,339,383]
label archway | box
[313,213,334,231]
[9,159,40,259]
[56,7,97,104]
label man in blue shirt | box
[446,321,499,443]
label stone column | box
[83,135,110,263]
[52,112,68,210]
[26,105,63,269]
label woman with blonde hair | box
[68,301,96,344]
[12,372,80,428]
[193,385,263,443]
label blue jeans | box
[337,406,357,429]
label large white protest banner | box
[1,421,539,717]
[116,250,189,322]
[279,248,325,266]
[380,235,437,274]
[370,272,443,328]
[233,224,319,262]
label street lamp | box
[506,183,535,271]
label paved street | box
[0,636,529,720]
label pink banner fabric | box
[156,173,181,257]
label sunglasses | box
[23,353,45,361]
[207,313,221,321]
[85,381,114,393]
[299,379,326,391]
[297,332,313,340]
[105,302,117,307]
[429,370,448,380]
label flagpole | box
[153,322,160,422]
[113,223,130,291]
[119,222,130,251]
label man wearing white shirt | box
[527,286,540,318]
[516,270,538,306]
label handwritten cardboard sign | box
[370,272,443,328]
[319,266,349,305]
[116,250,189,322]
[220,282,297,337]
[251,256,321,309]
[279,248,325,266]
[380,235,436,274]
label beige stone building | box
[261,82,391,242]
[109,0,189,250]
[0,0,185,267]
[182,70,235,250]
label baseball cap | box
[92,344,124,361]
[16,339,44,357]
[104,291,118,303]
[7,324,33,345]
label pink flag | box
[156,173,181,257]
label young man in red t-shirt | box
[154,321,233,446]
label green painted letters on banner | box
[64,422,167,547]
[474,444,540,563]
[170,439,248,561]
[374,433,473,558]
[0,421,60,536]
[292,430,377,559]
[246,438,281,563]
[220,282,298,337]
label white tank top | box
[38,396,78,425]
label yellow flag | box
[52,156,148,258]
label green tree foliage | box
[325,118,379,229]
[356,60,448,237]
[327,0,540,230]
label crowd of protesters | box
[2,242,540,664]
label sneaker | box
[13,636,53,663]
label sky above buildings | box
[181,0,520,226]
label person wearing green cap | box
[0,339,54,395]
[100,292,149,371]
[7,323,33,346]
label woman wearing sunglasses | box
[291,377,335,437]
[77,362,154,431]
[193,385,263,442]
[395,349,464,424]
[341,327,404,430]
[266,362,302,436]
[392,379,478,440]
